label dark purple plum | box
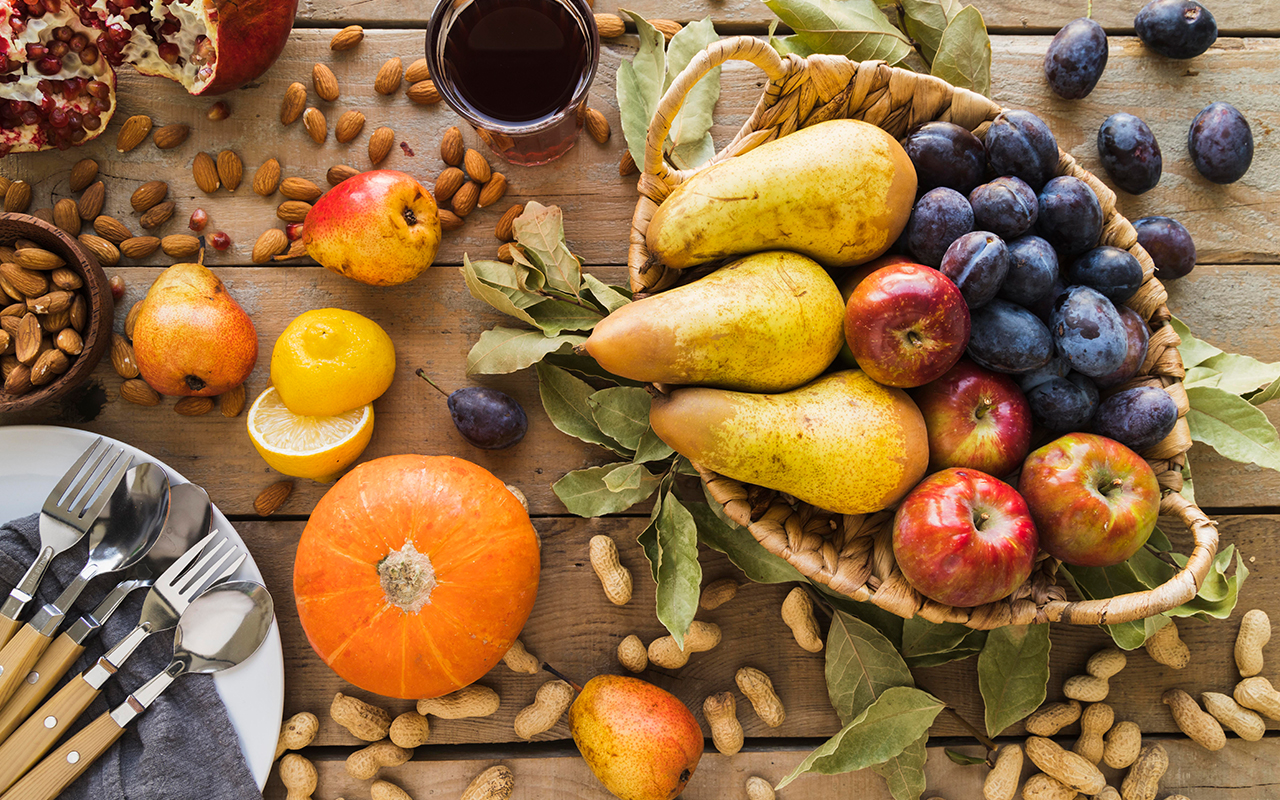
[969,177,1038,240]
[984,110,1060,191]
[1097,112,1162,195]
[1028,276,1068,324]
[902,121,988,195]
[967,299,1054,374]
[940,231,1010,309]
[1066,246,1145,304]
[1017,354,1071,392]
[1093,385,1178,451]
[1037,176,1103,257]
[1044,17,1109,99]
[905,187,975,267]
[1133,216,1197,279]
[1189,102,1253,184]
[1000,235,1059,307]
[447,387,529,449]
[1051,285,1128,378]
[1135,0,1218,59]
[1095,306,1152,389]
[1026,372,1099,432]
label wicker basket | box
[628,37,1219,630]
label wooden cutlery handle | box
[0,675,100,794]
[0,711,123,800]
[0,617,19,651]
[0,626,53,710]
[0,633,84,741]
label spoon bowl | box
[171,581,275,675]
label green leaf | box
[588,387,653,451]
[945,748,989,767]
[901,0,962,63]
[1186,385,1280,473]
[930,5,991,96]
[513,202,583,299]
[552,464,661,516]
[901,617,975,658]
[525,299,604,335]
[764,0,912,64]
[903,631,986,668]
[664,17,721,171]
[1170,317,1223,368]
[689,499,806,584]
[778,687,944,789]
[768,20,818,57]
[542,353,642,387]
[651,490,703,646]
[1249,376,1280,406]
[815,586,904,649]
[1060,561,1154,649]
[1167,545,1248,620]
[581,273,632,313]
[1180,459,1197,505]
[1197,352,1280,396]
[604,462,647,492]
[633,425,676,464]
[637,477,672,582]
[825,611,914,724]
[871,737,928,800]
[537,362,630,455]
[615,10,666,169]
[466,328,584,375]
[978,624,1051,738]
[1183,366,1221,388]
[461,256,544,326]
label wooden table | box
[3,1,1278,797]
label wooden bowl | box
[0,213,114,413]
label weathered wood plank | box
[4,35,1278,266]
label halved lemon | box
[247,386,374,482]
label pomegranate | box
[1,0,297,156]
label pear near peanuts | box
[645,119,917,269]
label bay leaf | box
[537,362,630,456]
[1183,366,1221,388]
[615,10,666,168]
[1167,545,1248,620]
[1198,352,1280,396]
[764,0,912,64]
[525,298,604,335]
[901,0,962,64]
[768,20,818,57]
[513,201,582,298]
[1059,561,1153,649]
[588,386,653,451]
[603,462,648,492]
[581,273,633,313]
[1186,385,1280,473]
[930,5,991,97]
[633,425,676,464]
[871,737,928,800]
[977,623,1051,738]
[777,686,944,788]
[553,463,661,517]
[945,748,988,766]
[637,477,671,582]
[690,494,805,584]
[460,256,542,327]
[825,611,914,723]
[543,353,643,387]
[466,327,584,375]
[815,586,904,648]
[1170,316,1223,368]
[654,491,703,646]
[1249,376,1280,406]
[903,631,985,668]
[901,617,975,658]
[664,17,721,171]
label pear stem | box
[542,662,583,693]
[414,369,451,398]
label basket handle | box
[643,36,789,182]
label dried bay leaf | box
[1170,316,1222,368]
[648,489,702,646]
[461,256,543,328]
[930,5,991,96]
[537,362,630,456]
[900,617,974,658]
[553,463,661,517]
[615,11,667,169]
[1186,385,1280,472]
[901,0,961,64]
[588,386,652,450]
[466,327,583,376]
[977,623,1051,738]
[690,493,804,584]
[826,611,913,722]
[513,202,583,299]
[665,17,721,170]
[525,299,603,335]
[871,737,928,800]
[764,0,912,64]
[581,273,632,313]
[633,426,676,464]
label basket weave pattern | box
[628,37,1219,629]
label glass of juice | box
[425,0,600,166]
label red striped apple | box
[912,359,1032,478]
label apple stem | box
[414,368,451,398]
[542,662,583,693]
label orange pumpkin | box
[294,454,540,698]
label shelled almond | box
[369,127,395,165]
[374,58,403,95]
[0,236,91,398]
[131,180,168,213]
[193,152,220,193]
[217,150,243,192]
[77,181,105,220]
[69,159,99,192]
[328,164,359,186]
[441,127,464,165]
[3,180,31,213]
[330,25,363,50]
[254,159,283,197]
[153,123,190,150]
[478,173,507,208]
[281,178,324,203]
[116,115,153,152]
[281,83,306,125]
[313,63,340,102]
[253,229,289,263]
[277,201,312,223]
[94,216,133,243]
[404,58,430,83]
[303,108,327,144]
[140,201,176,230]
[336,111,366,143]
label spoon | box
[0,463,171,709]
[0,581,274,800]
[0,483,211,742]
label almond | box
[0,176,9,197]
[452,181,480,217]
[497,242,518,263]
[30,347,68,386]
[69,159,99,192]
[0,263,46,298]
[494,203,524,241]
[330,24,364,51]
[15,313,40,364]
[3,362,32,396]
[276,201,312,224]
[440,126,464,166]
[53,199,81,236]
[39,308,69,334]
[274,239,308,261]
[463,149,491,183]
[584,108,611,144]
[51,267,83,291]
[254,480,294,516]
[27,290,72,315]
[218,383,246,417]
[254,158,282,197]
[649,18,681,41]
[3,180,31,213]
[116,115,153,152]
[374,57,402,95]
[313,63,340,102]
[153,123,190,150]
[595,13,625,38]
[77,181,105,220]
[69,295,86,332]
[161,234,201,258]
[280,177,324,203]
[77,234,120,267]
[327,164,359,186]
[192,152,220,193]
[140,201,176,230]
[125,300,142,339]
[111,333,139,378]
[404,58,430,83]
[120,378,160,406]
[438,209,464,232]
[368,126,394,166]
[217,150,243,192]
[252,228,289,263]
[335,110,365,144]
[478,173,508,208]
[281,82,307,125]
[15,248,64,271]
[433,167,465,204]
[31,208,52,224]
[174,396,214,416]
[619,149,638,176]
[56,327,82,356]
[406,80,441,105]
[303,107,327,144]
[0,330,10,356]
[120,236,160,259]
[131,180,168,212]
[94,215,133,244]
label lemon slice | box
[247,386,374,482]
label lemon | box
[271,308,396,417]
[247,387,373,482]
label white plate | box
[0,425,283,790]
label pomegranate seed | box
[159,19,179,35]
[90,97,110,114]
[193,36,215,65]
[79,47,98,66]
[45,0,61,12]
[285,222,304,241]
[206,100,229,121]
[400,142,415,156]
[209,232,231,250]
[69,34,87,52]
[10,19,26,34]
[48,41,69,58]
[25,43,47,60]
[158,42,180,64]
[66,110,81,128]
[189,208,208,232]
[82,113,100,130]
[49,107,68,127]
[20,109,38,125]
[109,275,125,301]
[54,26,73,42]
[71,129,86,142]
[87,80,108,99]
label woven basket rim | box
[627,36,1219,629]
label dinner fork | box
[0,438,131,649]
[0,529,246,794]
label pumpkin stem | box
[378,541,436,613]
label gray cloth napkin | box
[0,513,261,800]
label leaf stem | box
[414,369,450,398]
[943,706,996,751]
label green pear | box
[646,119,917,269]
[649,370,929,514]
[582,251,844,392]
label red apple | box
[834,254,918,367]
[844,263,971,387]
[1018,432,1160,567]
[892,468,1039,607]
[912,359,1033,477]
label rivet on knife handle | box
[0,626,51,710]
[0,632,84,742]
[0,673,102,794]
[0,711,125,800]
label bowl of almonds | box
[0,213,114,413]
